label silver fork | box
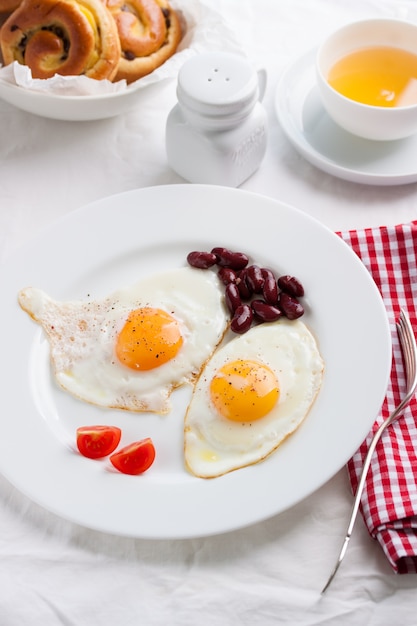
[321,309,417,593]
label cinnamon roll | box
[0,0,21,15]
[106,0,181,83]
[0,0,121,80]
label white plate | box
[0,185,391,539]
[275,48,417,186]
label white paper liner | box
[0,0,245,96]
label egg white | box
[184,318,324,478]
[18,267,229,414]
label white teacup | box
[316,18,417,141]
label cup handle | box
[257,67,267,101]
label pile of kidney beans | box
[187,246,305,334]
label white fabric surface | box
[1,0,417,623]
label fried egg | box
[18,267,229,413]
[184,318,324,477]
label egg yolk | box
[115,307,183,371]
[209,359,279,422]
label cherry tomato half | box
[76,425,122,460]
[110,438,156,475]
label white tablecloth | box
[1,0,417,624]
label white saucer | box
[274,48,417,186]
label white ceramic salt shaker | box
[166,52,267,187]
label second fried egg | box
[18,267,229,413]
[184,318,324,477]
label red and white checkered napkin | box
[338,221,417,574]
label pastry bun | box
[107,0,182,84]
[0,0,121,80]
[0,0,20,14]
[0,0,181,84]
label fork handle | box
[321,404,408,594]
[346,391,413,540]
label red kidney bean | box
[211,247,249,270]
[186,247,307,333]
[261,270,278,304]
[246,265,264,293]
[225,283,242,314]
[251,299,282,322]
[187,251,217,269]
[236,268,252,299]
[278,292,304,319]
[218,267,238,285]
[230,304,253,334]
[277,275,305,298]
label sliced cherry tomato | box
[110,437,156,475]
[76,425,122,460]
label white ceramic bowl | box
[0,77,155,121]
[0,0,241,121]
[316,18,417,141]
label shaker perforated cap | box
[177,52,260,118]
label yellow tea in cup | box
[327,46,417,108]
